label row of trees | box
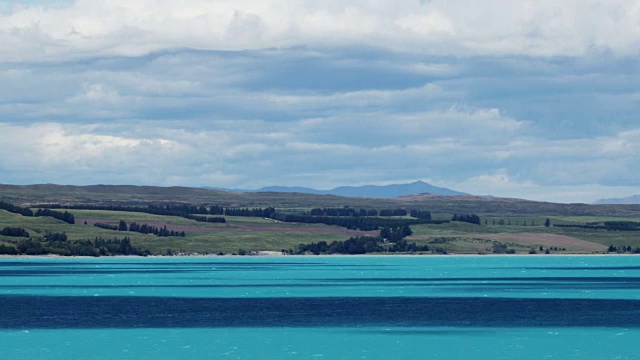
[608,245,640,253]
[307,208,429,218]
[186,215,226,223]
[147,204,273,218]
[0,235,150,256]
[0,201,33,216]
[148,204,210,215]
[379,209,408,217]
[93,220,186,237]
[22,203,442,230]
[128,222,185,237]
[224,207,277,217]
[0,227,30,237]
[272,213,446,231]
[310,207,375,217]
[452,213,481,225]
[487,219,537,226]
[0,201,75,224]
[555,221,640,232]
[34,209,75,224]
[34,203,256,222]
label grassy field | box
[2,206,640,255]
[0,209,375,255]
[407,216,640,254]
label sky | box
[0,0,639,203]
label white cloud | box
[1,114,639,201]
[293,107,528,147]
[0,0,638,61]
[267,83,451,110]
[452,171,640,204]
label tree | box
[401,225,413,238]
[492,243,508,254]
[544,218,551,227]
[118,220,128,231]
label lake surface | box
[1,255,639,359]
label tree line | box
[0,227,30,237]
[128,222,185,237]
[93,220,186,237]
[0,233,150,256]
[34,209,75,224]
[272,213,447,231]
[29,203,239,223]
[185,215,226,223]
[608,244,640,254]
[379,209,408,216]
[451,213,481,225]
[307,207,421,218]
[309,208,378,217]
[555,221,640,232]
[0,200,33,216]
[0,201,75,224]
[20,202,444,232]
[32,203,435,222]
[224,207,277,217]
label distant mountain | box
[326,181,466,198]
[208,181,466,198]
[594,195,640,205]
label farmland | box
[1,184,639,256]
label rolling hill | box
[2,183,640,217]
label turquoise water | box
[1,256,639,359]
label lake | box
[1,255,639,359]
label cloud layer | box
[0,1,639,203]
[1,0,639,61]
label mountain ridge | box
[594,195,640,205]
[207,181,466,198]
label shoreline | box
[1,252,635,259]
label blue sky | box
[0,0,639,203]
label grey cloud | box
[0,38,638,201]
